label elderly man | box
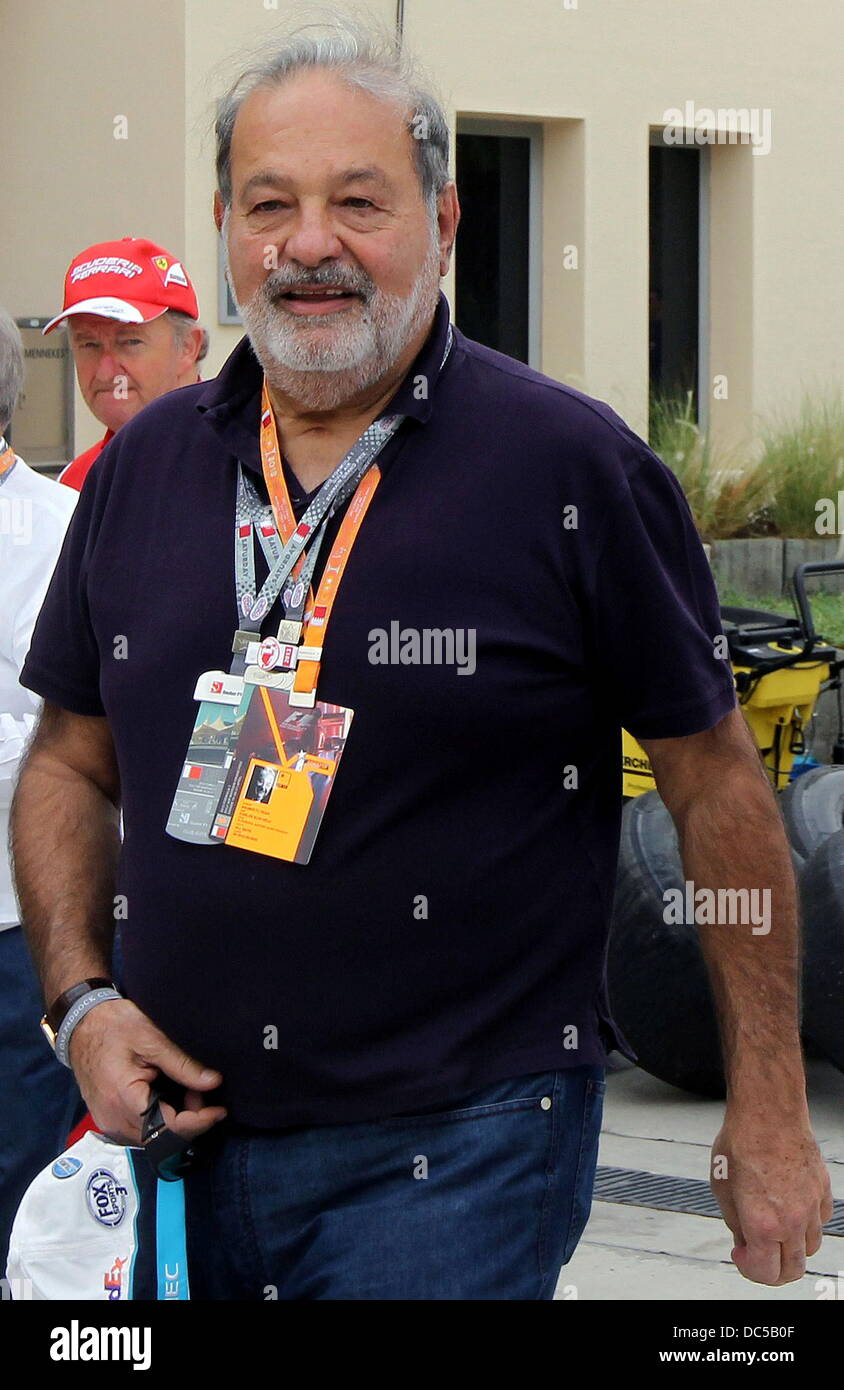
[0,309,78,1272]
[11,21,831,1300]
[44,237,208,490]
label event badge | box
[208,681,353,865]
[163,352,452,861]
[165,670,246,844]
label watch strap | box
[54,987,123,1068]
[46,977,115,1034]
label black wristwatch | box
[40,977,117,1050]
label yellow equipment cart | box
[622,561,844,797]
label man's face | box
[217,69,457,410]
[68,314,193,433]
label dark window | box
[649,146,700,414]
[455,133,531,362]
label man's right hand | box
[68,998,227,1146]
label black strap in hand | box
[140,1075,197,1181]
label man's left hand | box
[710,1110,834,1284]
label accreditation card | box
[209,680,353,864]
[165,670,246,844]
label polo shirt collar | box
[196,290,453,475]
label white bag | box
[6,1129,189,1300]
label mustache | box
[260,265,375,303]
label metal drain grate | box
[593,1166,844,1235]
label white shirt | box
[0,442,77,927]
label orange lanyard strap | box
[0,443,16,485]
[257,383,401,704]
[292,466,382,700]
[259,387,298,543]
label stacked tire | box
[607,791,726,1096]
[780,767,844,1071]
[607,772,843,1097]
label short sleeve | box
[19,468,107,717]
[8,498,76,682]
[584,447,737,740]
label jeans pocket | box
[561,1076,605,1265]
[377,1071,559,1128]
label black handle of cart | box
[791,561,844,651]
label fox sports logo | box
[86,1169,128,1227]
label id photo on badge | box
[245,764,278,804]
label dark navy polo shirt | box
[21,291,737,1127]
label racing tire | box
[778,766,844,860]
[799,829,844,1072]
[610,792,811,1095]
[608,792,726,1097]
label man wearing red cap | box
[44,237,208,491]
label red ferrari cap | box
[43,237,199,335]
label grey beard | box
[234,243,442,412]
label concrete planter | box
[708,537,844,597]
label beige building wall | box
[412,0,844,447]
[2,0,842,461]
[0,0,186,455]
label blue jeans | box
[0,926,81,1273]
[184,1064,605,1300]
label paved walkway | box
[557,1058,844,1300]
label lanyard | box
[256,381,404,625]
[231,385,405,695]
[0,440,16,486]
[291,464,383,703]
[230,324,455,699]
[238,464,337,632]
[235,469,292,618]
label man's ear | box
[437,184,460,277]
[183,326,205,369]
[173,325,205,380]
[213,190,225,234]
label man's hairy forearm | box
[674,763,805,1110]
[10,741,121,1007]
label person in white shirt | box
[0,308,79,1271]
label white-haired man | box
[12,19,831,1299]
[0,308,78,1272]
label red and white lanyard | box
[231,384,404,701]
